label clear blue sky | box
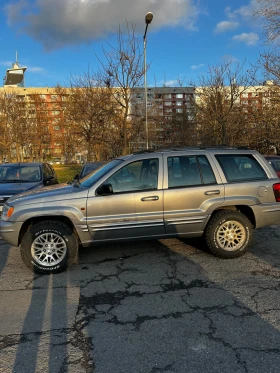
[0,0,267,88]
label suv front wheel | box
[20,220,79,274]
[205,211,252,258]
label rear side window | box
[270,159,280,172]
[168,155,216,188]
[215,154,268,182]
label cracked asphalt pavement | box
[1,224,280,373]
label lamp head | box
[145,12,153,25]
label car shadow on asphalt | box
[0,239,10,276]
[4,232,280,373]
[11,272,70,373]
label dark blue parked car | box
[79,161,107,179]
[0,162,58,213]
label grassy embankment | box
[53,164,82,184]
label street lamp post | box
[144,12,153,150]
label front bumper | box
[0,220,23,247]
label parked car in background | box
[1,147,280,275]
[264,155,280,177]
[0,162,58,213]
[79,161,107,178]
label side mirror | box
[96,183,113,196]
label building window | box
[164,94,172,99]
[241,93,248,98]
[165,101,172,106]
[176,94,183,98]
[176,101,183,106]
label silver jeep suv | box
[1,147,280,274]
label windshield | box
[80,159,123,188]
[0,165,41,182]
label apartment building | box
[130,86,196,149]
[1,78,279,161]
[0,86,70,162]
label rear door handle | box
[141,196,159,201]
[204,190,220,195]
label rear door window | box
[167,155,216,188]
[215,154,268,182]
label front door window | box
[104,158,159,193]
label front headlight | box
[1,204,14,221]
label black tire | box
[205,210,252,258]
[20,220,79,274]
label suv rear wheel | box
[20,220,78,274]
[205,211,252,258]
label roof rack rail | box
[132,145,250,154]
[133,149,155,154]
[199,145,250,150]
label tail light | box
[273,183,280,202]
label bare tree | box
[97,22,146,155]
[258,51,280,84]
[0,91,30,161]
[0,98,10,161]
[191,61,255,145]
[254,1,280,85]
[255,0,280,45]
[57,71,121,161]
[27,93,52,161]
[246,88,280,154]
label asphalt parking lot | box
[1,224,280,373]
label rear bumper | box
[0,220,23,247]
[251,204,280,228]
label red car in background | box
[264,155,280,178]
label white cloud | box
[5,0,201,51]
[190,63,204,70]
[225,0,260,20]
[164,80,179,87]
[232,32,259,45]
[28,66,46,73]
[214,20,239,33]
[221,54,239,63]
[0,61,13,67]
[0,60,45,73]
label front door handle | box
[141,196,159,201]
[204,190,220,195]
